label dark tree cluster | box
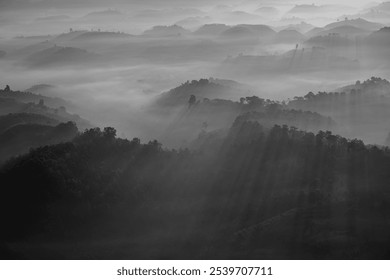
[1,121,390,259]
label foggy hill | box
[316,25,371,37]
[25,84,56,94]
[305,34,352,49]
[287,4,325,14]
[155,78,253,107]
[1,87,71,109]
[236,24,276,37]
[153,80,335,147]
[0,99,91,131]
[0,113,59,134]
[164,98,336,148]
[278,22,315,33]
[11,41,55,58]
[274,29,306,43]
[71,31,132,42]
[324,18,383,31]
[345,3,390,22]
[0,121,78,162]
[53,31,89,43]
[354,10,390,22]
[288,77,390,144]
[0,89,91,130]
[208,78,251,89]
[305,27,326,38]
[304,27,390,61]
[355,1,390,19]
[22,46,100,68]
[143,25,191,37]
[336,76,390,95]
[366,27,390,44]
[185,97,335,135]
[370,26,390,35]
[174,16,212,29]
[363,27,390,63]
[193,24,230,36]
[220,48,358,76]
[278,16,308,26]
[220,25,256,39]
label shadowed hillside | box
[1,120,390,259]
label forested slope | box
[1,119,390,259]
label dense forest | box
[1,116,390,259]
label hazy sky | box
[0,0,377,10]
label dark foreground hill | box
[1,119,390,259]
[0,121,78,162]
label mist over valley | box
[1,0,390,260]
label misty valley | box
[1,0,390,260]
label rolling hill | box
[22,46,100,68]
